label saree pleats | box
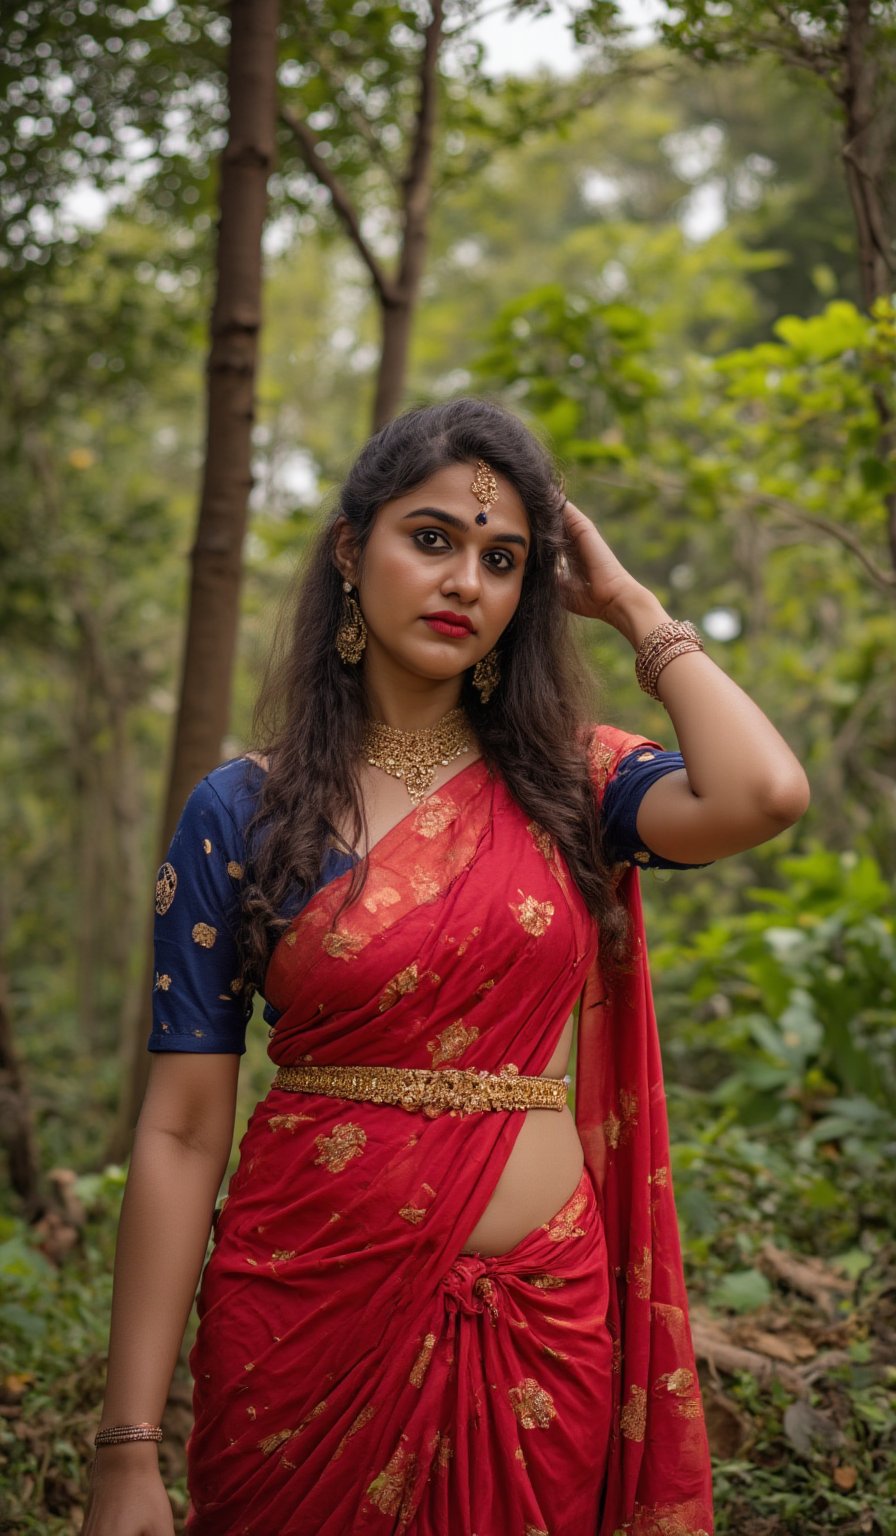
[184,731,713,1535]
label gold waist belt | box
[270,1061,569,1117]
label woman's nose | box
[441,553,481,601]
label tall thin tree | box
[109,0,280,1159]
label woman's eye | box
[414,530,449,550]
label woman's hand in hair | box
[556,499,644,629]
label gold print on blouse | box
[332,1402,377,1461]
[191,922,217,949]
[427,1019,480,1066]
[620,1383,647,1441]
[602,1088,640,1150]
[155,862,177,915]
[202,839,212,854]
[510,893,555,937]
[508,1376,558,1430]
[153,972,172,991]
[366,1436,417,1520]
[379,963,420,1012]
[227,860,245,879]
[409,1332,437,1387]
[313,1122,367,1173]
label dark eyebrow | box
[401,506,529,551]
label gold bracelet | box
[94,1422,163,1447]
[635,619,704,700]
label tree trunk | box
[0,941,43,1219]
[370,0,444,431]
[839,0,896,574]
[108,0,280,1162]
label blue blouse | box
[148,747,712,1057]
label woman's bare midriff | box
[457,1011,584,1258]
[255,748,587,1261]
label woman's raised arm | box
[559,499,811,865]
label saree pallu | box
[184,726,713,1535]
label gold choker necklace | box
[361,707,474,805]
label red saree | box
[184,725,713,1535]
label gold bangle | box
[635,620,704,700]
[94,1423,163,1447]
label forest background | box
[1,1,894,1531]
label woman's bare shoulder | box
[243,751,270,772]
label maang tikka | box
[471,459,498,525]
[335,579,367,664]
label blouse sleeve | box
[600,745,715,871]
[148,775,253,1055]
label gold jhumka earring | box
[472,649,500,703]
[335,579,367,664]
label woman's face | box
[339,460,530,688]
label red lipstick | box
[423,611,476,638]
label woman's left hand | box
[556,499,642,629]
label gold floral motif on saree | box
[427,1019,480,1066]
[525,1525,550,1536]
[366,1437,417,1521]
[628,1501,711,1536]
[378,963,420,1011]
[154,972,172,991]
[362,883,402,914]
[321,927,364,960]
[398,1181,437,1225]
[511,893,555,937]
[651,1301,686,1342]
[313,1122,367,1173]
[410,864,441,903]
[508,1376,558,1429]
[620,1383,647,1441]
[435,1430,453,1470]
[267,1113,314,1132]
[528,1272,567,1289]
[412,795,458,839]
[602,1087,640,1150]
[409,1332,437,1387]
[632,1244,652,1300]
[155,861,177,914]
[542,1344,569,1361]
[332,1401,377,1460]
[544,1188,588,1242]
[257,1427,293,1457]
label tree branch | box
[279,103,398,306]
[585,469,896,593]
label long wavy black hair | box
[236,397,634,998]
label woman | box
[84,398,810,1536]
